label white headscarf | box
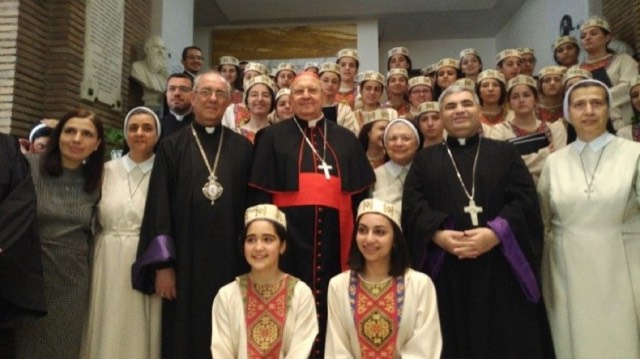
[123,106,161,138]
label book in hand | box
[507,132,549,155]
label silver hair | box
[193,71,231,95]
[437,85,481,109]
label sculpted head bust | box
[131,36,168,93]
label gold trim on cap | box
[477,69,506,84]
[553,36,578,50]
[357,198,401,228]
[408,76,432,90]
[388,46,410,58]
[386,68,409,82]
[244,62,269,76]
[245,204,287,229]
[416,101,440,116]
[361,70,385,86]
[496,49,521,63]
[459,48,479,59]
[507,74,537,92]
[336,48,358,61]
[580,16,611,32]
[362,109,391,126]
[219,56,239,66]
[437,58,460,71]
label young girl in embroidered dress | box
[325,198,442,358]
[211,204,318,358]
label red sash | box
[349,271,404,358]
[241,275,297,358]
[273,173,353,271]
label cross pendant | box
[584,187,594,200]
[318,161,333,180]
[464,199,483,227]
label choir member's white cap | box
[386,68,409,83]
[459,48,480,60]
[580,16,611,32]
[477,69,506,85]
[562,66,592,86]
[415,102,440,117]
[630,75,640,93]
[336,48,358,61]
[408,76,432,90]
[563,79,613,124]
[219,56,239,66]
[303,62,319,71]
[496,49,521,64]
[318,63,341,76]
[553,36,578,51]
[244,204,287,229]
[538,65,566,79]
[360,71,385,87]
[124,106,161,138]
[244,62,269,76]
[276,63,297,76]
[388,47,410,58]
[454,78,476,91]
[507,74,537,93]
[275,88,290,101]
[518,47,535,56]
[437,58,459,72]
[421,63,437,76]
[362,108,392,126]
[357,198,401,228]
[244,75,276,93]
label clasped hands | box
[432,228,500,259]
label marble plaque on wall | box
[80,0,125,111]
[212,24,357,63]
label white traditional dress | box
[486,118,567,184]
[325,269,442,359]
[211,274,318,359]
[81,155,161,359]
[538,133,640,358]
[372,160,410,213]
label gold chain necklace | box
[191,124,224,205]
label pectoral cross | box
[584,187,594,199]
[318,161,333,180]
[464,199,483,227]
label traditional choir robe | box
[211,275,318,358]
[134,123,253,359]
[402,134,552,358]
[250,117,375,357]
[325,269,442,358]
[0,135,46,329]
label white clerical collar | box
[305,115,324,128]
[170,110,191,122]
[384,160,411,178]
[205,126,215,134]
[572,132,614,153]
[458,138,467,146]
[123,154,155,174]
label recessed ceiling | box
[194,0,527,41]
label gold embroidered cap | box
[336,48,358,61]
[386,68,409,83]
[318,62,341,76]
[421,63,437,76]
[244,62,269,76]
[580,16,611,32]
[408,76,432,90]
[276,63,297,75]
[477,69,506,85]
[454,78,476,91]
[629,75,640,92]
[362,109,392,126]
[388,46,409,58]
[459,48,480,60]
[219,56,239,66]
[553,35,578,50]
[360,71,385,87]
[437,58,460,71]
[303,62,319,71]
[244,204,287,229]
[562,65,593,86]
[518,47,535,56]
[275,88,290,101]
[507,74,537,92]
[538,65,566,79]
[416,101,440,117]
[496,49,521,63]
[357,198,401,228]
[244,74,276,93]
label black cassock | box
[250,118,374,358]
[134,123,253,359]
[0,134,46,330]
[402,134,553,358]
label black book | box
[507,132,549,155]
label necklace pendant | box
[202,174,223,205]
[464,199,483,227]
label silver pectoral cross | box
[584,186,594,199]
[318,161,333,180]
[464,199,483,226]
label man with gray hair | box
[134,71,253,358]
[402,85,553,357]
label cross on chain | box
[318,161,333,180]
[464,199,483,227]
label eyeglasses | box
[291,87,322,96]
[196,88,229,100]
[167,86,192,94]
